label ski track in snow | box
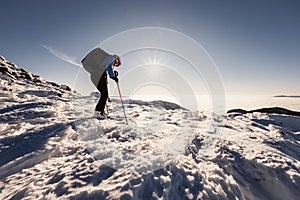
[0,56,300,199]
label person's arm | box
[106,62,119,82]
[106,63,115,78]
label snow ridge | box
[0,55,71,94]
[0,55,300,199]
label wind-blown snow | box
[0,55,300,199]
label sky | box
[1,0,300,96]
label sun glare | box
[144,51,164,65]
[130,83,180,104]
[142,51,168,77]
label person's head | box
[113,55,121,67]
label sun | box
[142,51,167,77]
[144,51,164,66]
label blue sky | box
[1,0,300,95]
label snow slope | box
[0,55,300,199]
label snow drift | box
[0,55,300,199]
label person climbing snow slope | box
[81,47,121,119]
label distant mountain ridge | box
[274,95,300,98]
[228,107,300,117]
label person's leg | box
[95,73,108,113]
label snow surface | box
[0,56,300,199]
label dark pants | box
[95,72,108,113]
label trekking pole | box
[116,82,128,125]
[106,101,109,117]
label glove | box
[112,76,119,83]
[114,70,119,77]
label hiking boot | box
[94,111,107,120]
